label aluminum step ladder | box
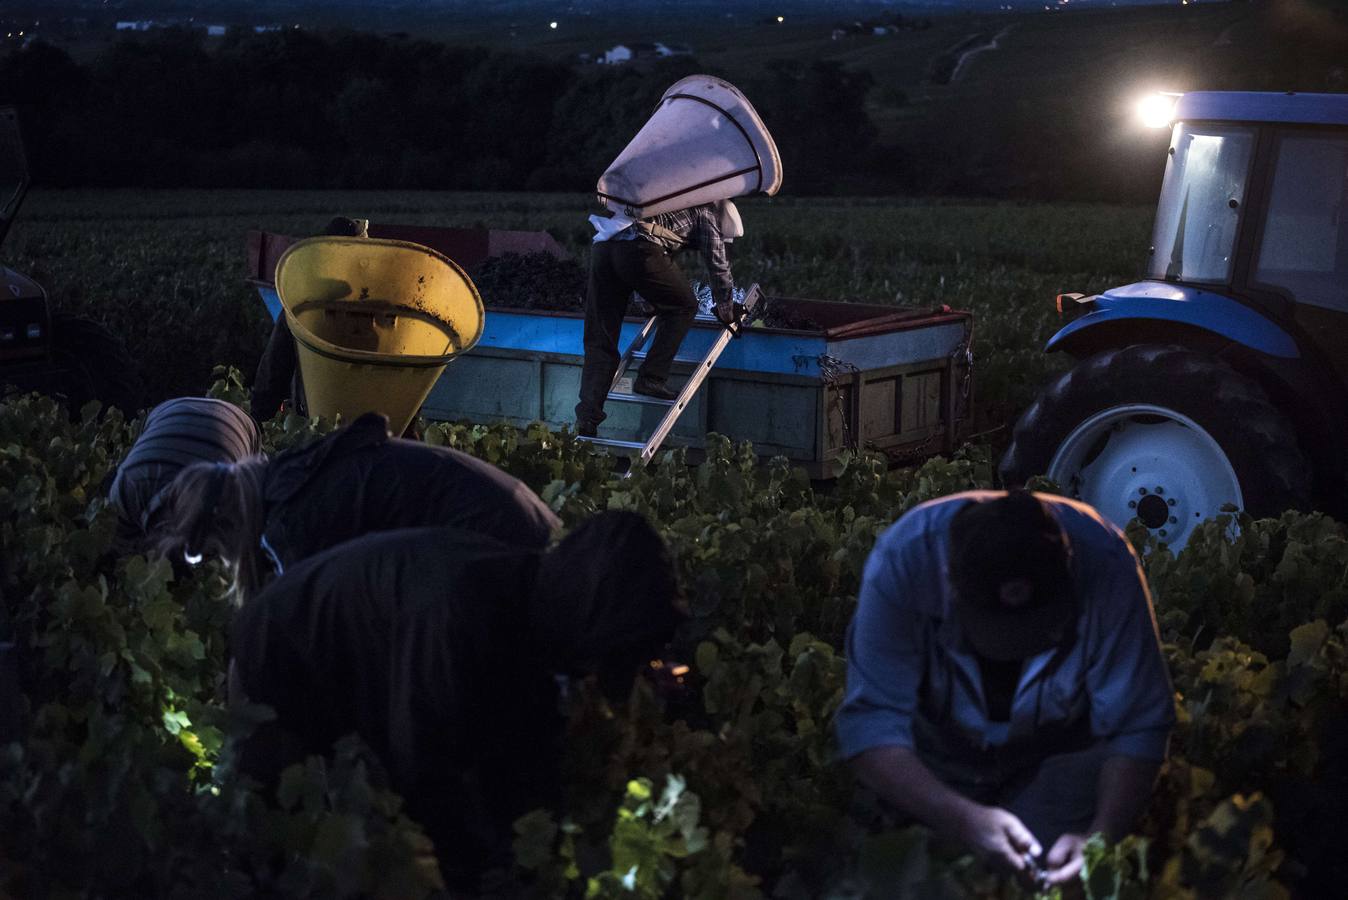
[581,283,762,468]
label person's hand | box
[956,804,1042,871]
[1044,832,1088,884]
[713,300,745,329]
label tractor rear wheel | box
[999,344,1310,550]
[48,313,143,416]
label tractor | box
[1001,91,1348,549]
[0,107,140,415]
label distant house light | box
[602,42,667,65]
[655,41,695,57]
[777,15,785,23]
[549,21,558,29]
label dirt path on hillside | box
[950,25,1014,83]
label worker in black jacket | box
[229,510,683,894]
[156,412,560,602]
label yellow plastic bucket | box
[275,236,484,435]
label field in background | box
[7,189,1154,436]
[398,2,1257,197]
[19,2,1332,201]
[421,1,1267,198]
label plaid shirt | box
[633,204,735,305]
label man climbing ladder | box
[574,73,782,440]
[574,200,744,438]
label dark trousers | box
[575,239,698,426]
[250,314,305,422]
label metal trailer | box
[248,228,972,478]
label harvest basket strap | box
[663,92,765,194]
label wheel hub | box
[1047,404,1243,550]
[1136,493,1170,530]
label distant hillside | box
[3,0,1343,200]
[877,0,1347,198]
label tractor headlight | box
[1137,92,1180,129]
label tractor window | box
[0,108,27,236]
[1254,133,1348,312]
[1147,124,1255,285]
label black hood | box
[529,510,682,673]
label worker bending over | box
[574,200,743,437]
[156,412,559,602]
[229,511,683,894]
[108,397,261,549]
[836,490,1175,886]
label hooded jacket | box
[259,413,559,572]
[231,512,680,892]
[232,525,559,890]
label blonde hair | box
[157,456,270,605]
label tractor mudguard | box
[2,264,44,301]
[1046,281,1300,359]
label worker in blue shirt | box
[836,490,1175,887]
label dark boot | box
[632,376,678,401]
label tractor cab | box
[0,107,141,413]
[1003,92,1348,549]
[1148,93,1348,323]
[1052,92,1348,361]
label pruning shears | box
[1023,851,1051,893]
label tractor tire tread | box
[48,313,144,416]
[1000,343,1311,517]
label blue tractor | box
[1001,92,1348,548]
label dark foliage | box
[744,60,877,196]
[2,385,1346,897]
[4,3,1346,202]
[0,31,873,196]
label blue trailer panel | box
[420,299,972,475]
[247,229,972,476]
